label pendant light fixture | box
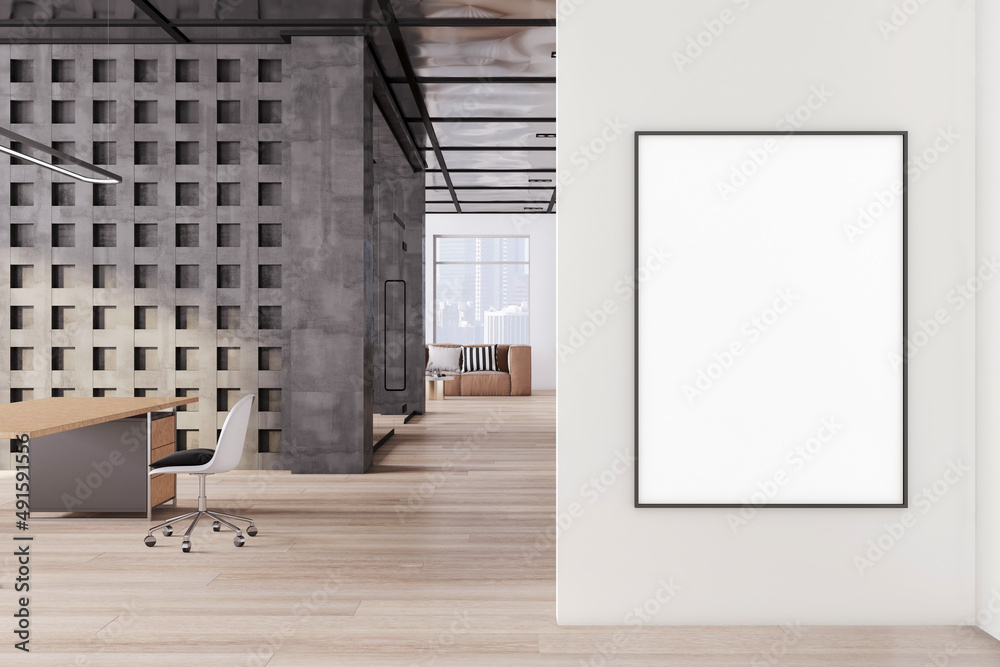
[0,126,122,185]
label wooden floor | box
[2,393,1000,665]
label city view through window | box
[434,236,530,345]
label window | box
[433,236,529,345]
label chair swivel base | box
[144,509,258,552]
[144,474,257,552]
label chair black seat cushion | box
[150,448,215,469]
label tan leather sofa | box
[425,344,531,396]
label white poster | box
[636,132,906,507]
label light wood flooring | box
[2,393,1000,665]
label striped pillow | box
[462,345,499,372]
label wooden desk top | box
[0,397,199,439]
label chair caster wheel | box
[162,526,173,537]
[234,535,245,547]
[144,535,156,547]
[182,541,191,553]
[213,521,221,532]
[247,526,258,537]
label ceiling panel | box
[427,171,554,187]
[393,0,556,20]
[456,203,553,214]
[425,149,555,170]
[417,121,555,147]
[420,82,554,117]
[427,188,553,203]
[401,26,554,78]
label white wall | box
[977,1,1000,641]
[558,0,975,624]
[425,214,556,391]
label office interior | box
[1,0,1000,664]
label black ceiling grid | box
[0,1,557,214]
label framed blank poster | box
[635,131,906,508]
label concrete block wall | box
[0,38,414,472]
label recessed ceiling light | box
[528,178,553,183]
[535,133,556,138]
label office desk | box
[0,397,198,519]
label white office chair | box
[144,394,257,552]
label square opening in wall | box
[135,306,157,330]
[258,265,281,288]
[217,182,240,206]
[52,100,74,124]
[94,183,117,206]
[259,347,281,371]
[217,100,240,124]
[135,347,158,371]
[11,306,34,330]
[135,141,158,164]
[93,141,116,165]
[93,100,116,124]
[258,224,281,247]
[11,389,34,403]
[93,223,116,247]
[135,306,159,331]
[258,182,281,206]
[259,59,282,82]
[11,224,34,247]
[176,265,199,289]
[176,430,199,451]
[11,347,33,372]
[134,100,157,124]
[135,265,156,289]
[176,59,199,82]
[9,141,30,165]
[11,100,33,124]
[175,223,199,247]
[50,141,74,165]
[217,224,240,247]
[93,265,116,288]
[176,306,198,330]
[93,305,116,330]
[217,59,240,82]
[11,59,34,82]
[134,59,157,83]
[53,265,73,288]
[94,59,116,82]
[258,100,281,124]
[258,430,281,453]
[135,183,157,206]
[11,183,33,206]
[52,183,75,206]
[175,183,200,207]
[52,306,73,329]
[217,388,241,411]
[52,59,75,83]
[175,388,198,411]
[134,388,155,398]
[258,141,282,165]
[52,223,75,247]
[52,347,74,372]
[93,347,116,371]
[11,265,33,289]
[258,306,281,330]
[259,389,281,412]
[217,265,240,289]
[217,141,240,165]
[93,389,116,397]
[176,100,199,124]
[218,306,240,330]
[176,141,199,165]
[175,347,198,371]
[135,224,157,247]
[217,347,240,371]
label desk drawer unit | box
[150,414,177,508]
